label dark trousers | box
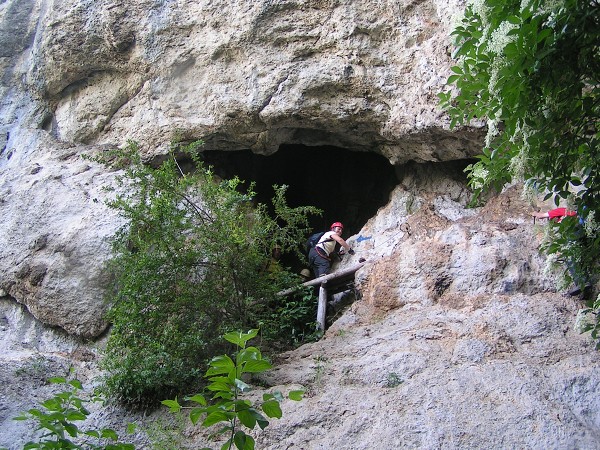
[308,247,330,277]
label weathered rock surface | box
[2,0,482,157]
[0,0,482,338]
[0,134,122,337]
[0,0,598,449]
[254,292,599,450]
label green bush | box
[582,294,600,348]
[92,142,320,405]
[258,282,320,349]
[162,329,304,450]
[439,0,599,341]
[12,376,135,449]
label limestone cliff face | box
[0,1,599,449]
[0,0,484,337]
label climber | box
[530,207,591,296]
[308,222,355,278]
[300,268,312,282]
[530,207,576,223]
[263,244,283,276]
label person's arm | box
[530,211,550,219]
[331,233,354,254]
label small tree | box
[12,376,135,449]
[162,329,304,450]
[439,0,599,341]
[93,142,320,405]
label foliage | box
[162,329,304,450]
[581,293,600,349]
[12,376,135,450]
[143,414,189,450]
[439,0,599,338]
[384,372,404,388]
[258,279,320,349]
[90,141,320,405]
[310,355,328,392]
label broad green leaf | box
[65,411,87,421]
[185,394,207,406]
[206,355,235,376]
[48,377,66,384]
[27,409,43,418]
[237,347,261,363]
[288,390,304,402]
[233,399,252,411]
[207,380,232,392]
[161,399,181,413]
[212,391,235,401]
[233,430,255,450]
[23,443,41,450]
[243,360,272,373]
[56,392,71,401]
[223,329,259,347]
[223,331,245,346]
[256,414,269,430]
[503,42,519,57]
[64,423,79,437]
[41,399,61,411]
[202,411,231,427]
[190,407,206,425]
[68,380,83,390]
[237,409,257,428]
[208,375,234,385]
[537,28,552,43]
[101,429,119,440]
[261,400,282,419]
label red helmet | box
[330,222,344,230]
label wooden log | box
[317,280,328,332]
[277,261,366,297]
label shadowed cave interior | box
[194,144,473,273]
[199,144,399,272]
[199,144,399,238]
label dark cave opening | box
[199,144,399,239]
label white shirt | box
[316,231,337,256]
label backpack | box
[305,231,333,254]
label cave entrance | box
[200,144,399,239]
[200,143,398,273]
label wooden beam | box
[277,261,366,297]
[317,280,328,332]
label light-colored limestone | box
[1,1,598,449]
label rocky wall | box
[1,1,599,448]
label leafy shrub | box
[162,329,304,450]
[582,294,600,349]
[439,0,599,341]
[91,142,320,405]
[258,278,320,350]
[12,376,135,449]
